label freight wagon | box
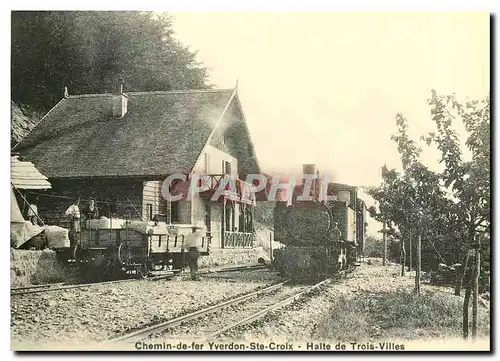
[69,216,211,279]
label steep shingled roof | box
[11,155,52,189]
[15,89,235,178]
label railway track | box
[201,278,330,342]
[106,278,330,346]
[10,263,268,296]
[10,274,173,296]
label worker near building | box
[185,226,203,281]
[65,197,81,248]
[27,197,39,225]
[83,197,99,220]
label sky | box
[170,12,489,184]
[1,10,491,239]
[169,12,490,236]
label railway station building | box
[14,86,261,249]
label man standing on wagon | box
[83,197,99,220]
[185,226,203,281]
[65,197,81,250]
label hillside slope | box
[11,102,40,147]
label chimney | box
[112,83,128,118]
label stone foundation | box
[10,248,76,288]
[11,246,271,287]
[11,238,276,287]
[199,246,270,268]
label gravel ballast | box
[217,260,491,349]
[153,283,309,343]
[11,259,490,351]
[11,268,282,349]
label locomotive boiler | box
[272,165,366,280]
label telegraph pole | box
[382,221,387,266]
[472,233,480,339]
[415,233,421,294]
[401,235,406,276]
[379,166,388,267]
[409,234,412,271]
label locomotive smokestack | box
[302,164,317,175]
[302,164,319,201]
[112,83,128,118]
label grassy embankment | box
[315,259,490,342]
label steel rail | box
[11,281,70,291]
[106,280,290,345]
[200,278,331,342]
[11,263,268,296]
[10,275,172,296]
[200,264,267,274]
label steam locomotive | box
[272,165,366,280]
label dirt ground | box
[11,268,283,349]
[221,259,490,351]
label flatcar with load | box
[71,215,211,279]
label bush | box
[364,236,384,258]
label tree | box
[363,236,384,258]
[11,11,209,112]
[424,91,490,339]
[367,90,490,339]
[368,115,455,276]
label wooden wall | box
[222,101,260,178]
[142,180,169,221]
[36,178,144,227]
[34,177,216,230]
[191,197,225,248]
[210,203,223,248]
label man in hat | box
[65,197,81,249]
[184,226,203,281]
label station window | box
[170,202,180,223]
[146,204,153,221]
[224,161,232,175]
